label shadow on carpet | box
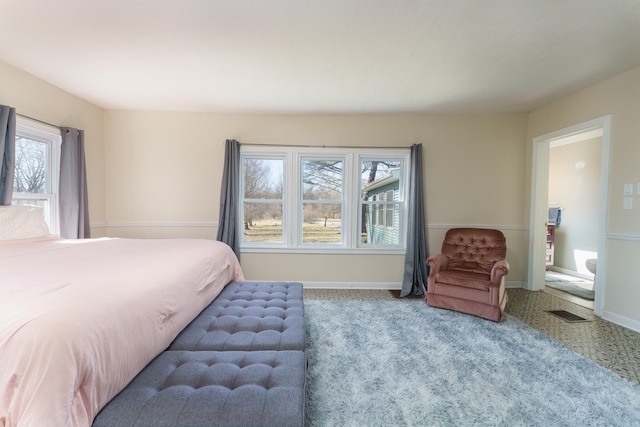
[304,299,640,426]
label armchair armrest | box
[426,254,449,277]
[490,259,510,284]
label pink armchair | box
[426,228,509,322]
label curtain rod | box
[17,113,60,128]
[17,113,71,133]
[240,142,415,149]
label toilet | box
[585,258,597,284]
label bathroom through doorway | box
[528,115,611,317]
[543,131,602,309]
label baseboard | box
[600,310,640,334]
[506,281,524,289]
[301,281,402,290]
[275,281,524,291]
[106,221,218,228]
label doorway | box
[527,116,611,317]
[543,132,601,309]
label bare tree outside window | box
[11,119,63,235]
[242,158,284,242]
[302,159,343,243]
[14,137,47,193]
[303,160,342,196]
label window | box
[241,156,284,244]
[239,146,409,253]
[301,157,343,244]
[361,159,403,245]
[12,117,62,234]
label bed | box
[0,205,244,427]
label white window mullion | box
[295,152,303,247]
[344,153,358,249]
[48,137,61,235]
[399,161,410,247]
[286,151,297,248]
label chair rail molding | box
[105,221,218,228]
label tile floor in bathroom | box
[544,270,594,309]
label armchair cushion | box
[435,270,491,291]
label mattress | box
[0,237,244,427]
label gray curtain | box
[401,143,428,297]
[59,127,90,238]
[0,105,16,205]
[216,139,240,259]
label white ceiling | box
[1,0,640,114]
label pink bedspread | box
[0,237,244,427]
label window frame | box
[239,153,287,247]
[358,156,406,247]
[239,146,410,254]
[12,116,62,235]
[299,154,346,248]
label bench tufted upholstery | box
[426,228,509,322]
[169,282,305,351]
[92,350,306,427]
[93,282,307,426]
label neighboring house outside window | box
[239,145,409,254]
[362,168,401,245]
[12,116,62,235]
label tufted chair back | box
[441,228,507,275]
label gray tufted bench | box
[93,282,306,427]
[169,281,305,351]
[92,350,306,427]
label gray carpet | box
[304,299,640,426]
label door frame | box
[527,115,612,316]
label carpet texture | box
[304,299,640,426]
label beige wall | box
[0,60,106,236]
[528,65,640,329]
[548,137,601,274]
[104,111,529,286]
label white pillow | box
[0,205,52,240]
